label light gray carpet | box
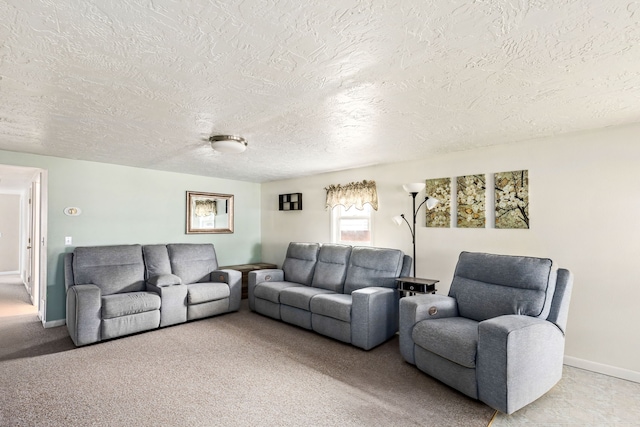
[0,278,496,426]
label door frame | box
[33,170,48,324]
[6,165,48,323]
[25,181,35,301]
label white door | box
[24,183,34,299]
[30,177,42,312]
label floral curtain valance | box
[325,180,378,211]
[194,199,217,217]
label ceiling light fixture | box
[209,135,248,154]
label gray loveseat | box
[64,243,241,346]
[399,251,573,414]
[248,242,411,350]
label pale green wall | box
[0,150,262,321]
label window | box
[331,204,373,246]
[325,179,377,246]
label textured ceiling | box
[1,0,639,183]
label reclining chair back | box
[167,243,219,284]
[71,245,146,295]
[449,251,557,322]
[282,242,320,285]
[311,244,352,293]
[344,246,405,294]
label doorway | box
[0,164,47,324]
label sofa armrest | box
[147,274,182,287]
[214,269,243,312]
[66,284,102,347]
[477,315,566,414]
[351,287,399,350]
[64,253,75,291]
[399,294,458,364]
[248,269,284,311]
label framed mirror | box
[186,191,234,234]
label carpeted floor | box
[0,277,496,426]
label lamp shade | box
[392,215,404,226]
[209,135,248,153]
[426,197,439,210]
[402,183,425,193]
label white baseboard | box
[564,355,640,383]
[43,319,66,329]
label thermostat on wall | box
[64,207,82,216]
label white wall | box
[0,194,20,272]
[261,123,640,379]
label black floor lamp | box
[393,183,439,277]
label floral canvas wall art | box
[457,174,486,228]
[495,170,529,229]
[425,177,451,227]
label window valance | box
[194,199,217,217]
[325,180,378,211]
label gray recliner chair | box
[399,251,573,414]
[65,244,161,347]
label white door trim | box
[36,170,48,325]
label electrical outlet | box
[65,236,72,245]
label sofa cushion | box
[73,245,145,295]
[310,244,352,293]
[412,317,479,369]
[101,292,161,319]
[310,293,352,322]
[187,282,230,305]
[280,286,335,310]
[167,244,218,285]
[343,247,404,294]
[449,252,554,322]
[142,244,172,278]
[254,281,304,304]
[282,243,320,285]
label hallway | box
[0,275,72,362]
[0,275,37,318]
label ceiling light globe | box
[209,135,248,154]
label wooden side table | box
[396,277,439,297]
[219,263,277,299]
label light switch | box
[65,236,72,245]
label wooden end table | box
[219,263,277,299]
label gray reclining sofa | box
[248,242,411,350]
[64,243,241,346]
